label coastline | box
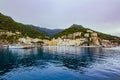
[105,46,120,50]
[1,44,119,49]
[42,45,102,48]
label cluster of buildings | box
[44,30,118,47]
[0,30,119,48]
[0,30,43,45]
[14,29,118,48]
[18,37,43,45]
[0,30,21,36]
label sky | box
[0,0,120,36]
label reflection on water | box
[42,46,103,70]
[0,47,120,80]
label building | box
[80,38,88,44]
[32,38,42,43]
[90,37,100,46]
[91,32,98,37]
[16,32,21,34]
[42,40,50,46]
[84,33,89,37]
[67,34,73,39]
[18,37,32,44]
[87,30,93,33]
[48,38,58,46]
[6,32,16,36]
[73,32,81,39]
[0,32,5,35]
[61,35,67,39]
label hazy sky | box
[0,0,120,36]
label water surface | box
[0,46,120,80]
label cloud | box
[0,0,120,36]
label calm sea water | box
[0,46,120,80]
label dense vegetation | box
[98,33,118,40]
[0,13,46,39]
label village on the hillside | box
[0,29,118,48]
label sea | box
[0,46,120,80]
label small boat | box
[9,44,34,49]
[9,45,24,49]
[23,45,35,49]
[3,45,9,47]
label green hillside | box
[0,13,46,39]
[54,24,120,43]
[54,24,87,38]
[0,12,119,44]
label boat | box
[23,45,35,49]
[3,45,8,47]
[9,45,24,49]
[1,45,9,48]
[9,44,34,49]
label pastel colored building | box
[91,32,98,37]
[67,34,73,39]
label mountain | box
[54,24,120,43]
[70,24,84,28]
[0,13,46,39]
[0,12,119,44]
[38,28,63,36]
[27,25,63,36]
[54,24,88,38]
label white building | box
[18,38,26,43]
[84,33,89,37]
[87,30,93,33]
[32,38,42,43]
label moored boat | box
[9,44,34,49]
[9,45,24,49]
